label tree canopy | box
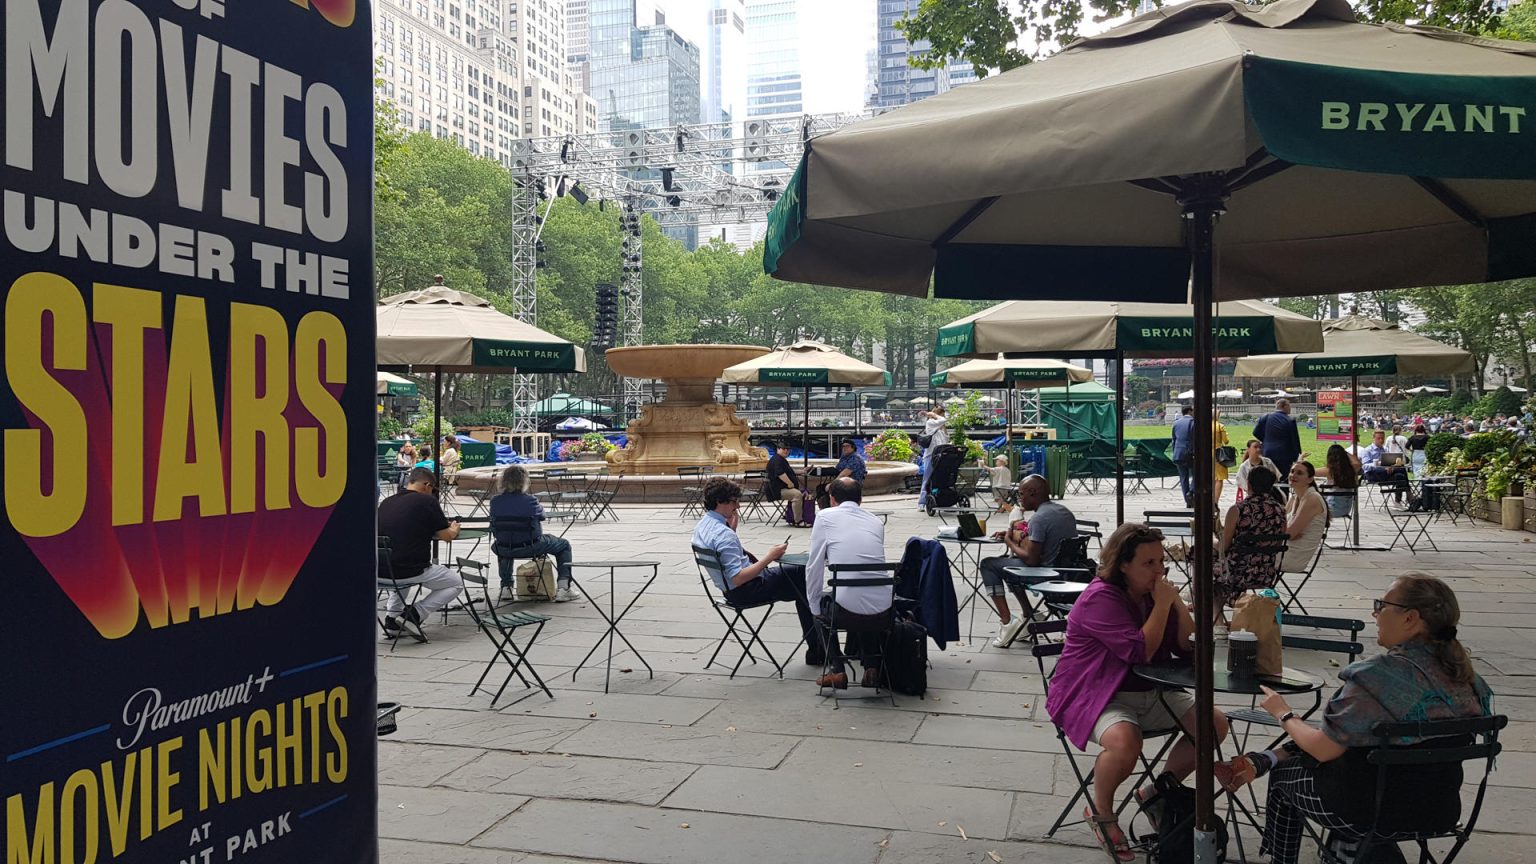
[897,0,1519,78]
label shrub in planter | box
[869,428,915,463]
[1424,432,1462,473]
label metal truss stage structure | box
[505,112,869,429]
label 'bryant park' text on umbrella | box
[1321,102,1528,133]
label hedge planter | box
[1525,490,1536,532]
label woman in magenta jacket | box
[1045,523,1230,862]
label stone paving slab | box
[377,784,530,844]
[472,799,889,864]
[777,737,1056,795]
[378,489,1536,864]
[437,750,697,805]
[663,763,1016,838]
[553,720,800,769]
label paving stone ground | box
[377,480,1536,863]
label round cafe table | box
[570,560,660,694]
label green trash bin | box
[1046,447,1069,499]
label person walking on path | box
[1253,398,1302,479]
[1170,405,1196,507]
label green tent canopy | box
[526,393,616,416]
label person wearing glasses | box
[1214,574,1493,864]
[1046,523,1228,863]
[376,467,463,637]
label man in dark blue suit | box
[1170,405,1196,507]
[1252,398,1302,479]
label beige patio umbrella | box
[763,0,1536,841]
[376,370,418,397]
[930,356,1093,444]
[722,340,888,466]
[377,280,586,489]
[1235,316,1474,547]
[937,299,1321,521]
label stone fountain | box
[602,344,772,474]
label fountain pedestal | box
[603,345,772,475]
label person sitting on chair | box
[1357,429,1412,504]
[490,464,576,602]
[1215,574,1494,864]
[692,477,821,664]
[440,434,462,485]
[377,467,463,638]
[834,439,868,482]
[980,475,1078,648]
[1213,466,1287,633]
[1233,438,1280,500]
[1321,444,1360,520]
[1046,522,1228,863]
[766,442,807,527]
[805,478,892,690]
[988,455,1014,512]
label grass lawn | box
[1125,424,1367,460]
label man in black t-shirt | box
[377,467,463,639]
[766,442,806,526]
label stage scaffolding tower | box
[502,113,869,430]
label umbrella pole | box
[1186,192,1220,855]
[803,385,811,469]
[1115,349,1125,526]
[434,367,444,498]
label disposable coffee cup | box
[1227,630,1259,677]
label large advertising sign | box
[1316,390,1355,442]
[1,0,377,861]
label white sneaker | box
[992,617,1026,648]
[554,586,576,603]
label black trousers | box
[724,564,816,653]
[818,596,890,667]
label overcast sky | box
[660,0,877,114]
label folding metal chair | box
[738,469,769,522]
[1304,715,1507,864]
[585,468,620,522]
[694,544,794,678]
[817,562,899,705]
[1276,533,1326,614]
[1029,620,1180,840]
[455,558,553,704]
[678,466,711,519]
[1226,612,1363,750]
[489,515,558,601]
[375,537,428,649]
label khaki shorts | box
[1090,689,1196,745]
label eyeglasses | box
[1372,598,1415,615]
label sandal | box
[1085,809,1135,863]
[1134,785,1164,834]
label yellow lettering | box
[325,687,348,784]
[155,738,182,832]
[60,767,99,864]
[101,753,137,858]
[198,725,227,811]
[292,312,346,509]
[92,284,161,527]
[153,296,226,522]
[244,710,272,794]
[228,304,291,515]
[5,783,55,864]
[274,700,302,788]
[3,273,88,537]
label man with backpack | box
[979,475,1080,647]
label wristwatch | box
[1277,710,1297,725]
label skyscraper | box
[587,0,702,131]
[870,0,975,109]
[745,0,803,117]
[701,0,747,124]
[567,0,591,91]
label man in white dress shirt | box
[805,478,893,689]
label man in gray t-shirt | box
[979,475,1078,647]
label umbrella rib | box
[1128,178,1184,197]
[1410,177,1487,229]
[1225,158,1294,195]
[933,196,1000,246]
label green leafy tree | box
[899,0,1516,79]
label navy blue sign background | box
[1,0,377,861]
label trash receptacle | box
[1046,447,1069,499]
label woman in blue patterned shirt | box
[1215,574,1494,864]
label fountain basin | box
[598,344,772,474]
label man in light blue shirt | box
[692,477,820,664]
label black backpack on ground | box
[883,613,928,697]
[1134,772,1227,864]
